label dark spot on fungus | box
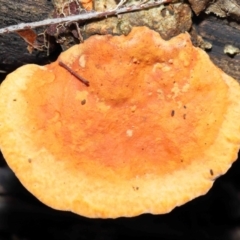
[210,169,214,176]
[81,99,86,105]
[13,99,17,101]
[171,110,175,117]
[28,158,32,163]
[184,105,187,109]
[183,114,186,119]
[133,186,139,191]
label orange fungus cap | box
[1,27,240,218]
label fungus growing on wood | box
[0,27,240,218]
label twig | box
[59,61,90,86]
[0,0,172,34]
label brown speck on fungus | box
[0,27,240,218]
[81,99,86,105]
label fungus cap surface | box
[1,27,240,218]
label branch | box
[0,0,172,34]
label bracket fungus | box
[1,27,240,218]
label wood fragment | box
[59,61,90,86]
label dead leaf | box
[16,29,38,53]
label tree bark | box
[0,0,55,75]
[0,0,240,83]
[195,15,240,81]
